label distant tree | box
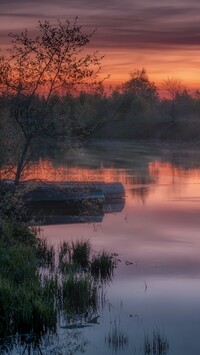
[194,89,200,100]
[121,68,158,102]
[161,77,185,123]
[0,19,103,186]
[105,69,159,136]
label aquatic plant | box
[91,251,115,280]
[59,241,71,262]
[58,241,73,273]
[0,218,58,336]
[144,330,169,354]
[58,241,116,281]
[105,323,129,353]
[36,237,55,268]
[71,240,91,268]
[0,215,116,352]
[62,273,98,315]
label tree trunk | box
[171,100,175,123]
[14,137,31,187]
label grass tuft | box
[0,215,116,352]
[71,240,91,268]
[62,273,98,315]
[91,251,115,280]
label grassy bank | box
[0,219,57,337]
[0,212,116,351]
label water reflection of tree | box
[127,175,156,204]
[129,186,150,205]
[26,139,200,177]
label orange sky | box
[0,0,200,89]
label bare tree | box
[161,77,184,123]
[0,19,103,186]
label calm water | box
[15,141,200,353]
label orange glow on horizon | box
[1,2,200,92]
[101,47,200,91]
[1,41,200,92]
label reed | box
[105,324,128,353]
[91,251,115,280]
[59,241,71,262]
[144,330,169,354]
[36,238,55,267]
[71,240,91,268]
[0,216,116,352]
[58,241,73,273]
[0,219,58,336]
[62,273,98,315]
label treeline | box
[1,20,200,185]
[1,69,200,152]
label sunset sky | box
[0,0,200,89]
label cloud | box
[0,0,200,50]
[0,0,200,87]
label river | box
[9,140,200,354]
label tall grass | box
[71,240,91,268]
[58,241,116,280]
[0,216,116,352]
[62,273,98,315]
[36,237,55,268]
[91,251,115,280]
[0,217,58,335]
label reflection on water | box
[23,181,125,225]
[2,140,200,354]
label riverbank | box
[0,194,116,352]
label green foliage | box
[71,240,91,268]
[91,251,115,280]
[36,237,55,267]
[62,273,98,315]
[1,66,200,173]
[1,67,198,181]
[0,19,103,185]
[58,241,116,280]
[0,219,57,336]
[58,241,75,273]
[0,214,116,348]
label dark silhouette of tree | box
[161,77,184,123]
[0,19,103,185]
[100,69,159,138]
[121,68,158,102]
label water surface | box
[16,141,200,353]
